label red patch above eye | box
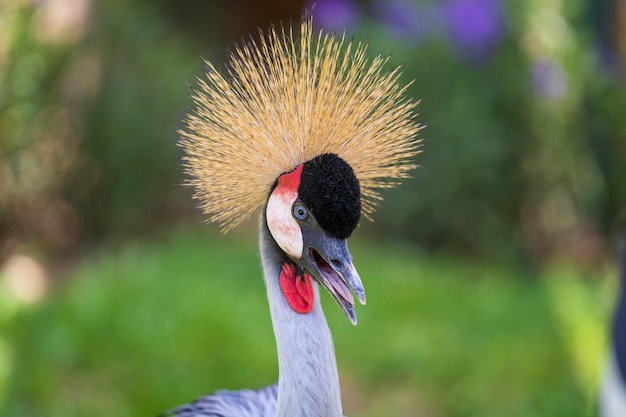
[276,164,303,194]
[279,262,314,314]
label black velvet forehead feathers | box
[298,153,361,239]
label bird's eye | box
[292,203,308,221]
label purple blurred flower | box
[373,0,442,43]
[532,58,568,100]
[442,0,505,62]
[305,0,362,32]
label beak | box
[298,223,366,325]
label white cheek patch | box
[267,186,303,259]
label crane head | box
[266,153,365,324]
[178,19,421,324]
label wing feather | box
[162,384,278,417]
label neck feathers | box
[259,221,344,417]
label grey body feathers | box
[162,385,278,417]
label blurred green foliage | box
[0,228,612,416]
[75,1,201,239]
[359,0,626,261]
[0,0,205,254]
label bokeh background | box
[1,0,625,416]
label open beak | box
[298,224,366,325]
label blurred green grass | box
[0,228,613,417]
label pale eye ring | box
[292,203,308,221]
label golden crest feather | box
[179,18,422,231]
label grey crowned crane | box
[162,18,421,417]
[600,230,626,417]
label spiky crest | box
[180,18,421,231]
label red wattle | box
[279,263,314,314]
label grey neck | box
[259,221,344,417]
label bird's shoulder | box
[161,384,278,417]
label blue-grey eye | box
[292,203,308,221]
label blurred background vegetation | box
[0,0,624,416]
